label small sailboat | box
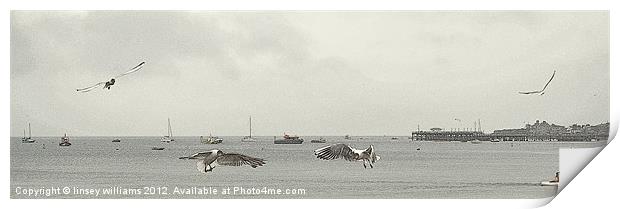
[241,116,257,142]
[22,123,36,143]
[59,133,71,146]
[161,118,174,143]
[112,138,121,142]
[470,139,482,144]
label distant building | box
[590,122,610,136]
[523,120,567,135]
[492,120,609,141]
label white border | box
[2,0,618,209]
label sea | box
[10,136,605,199]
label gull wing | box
[314,143,357,161]
[113,61,145,79]
[539,70,556,92]
[215,153,266,168]
[76,82,105,93]
[364,145,379,163]
[519,70,556,95]
[518,90,542,95]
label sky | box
[10,11,609,136]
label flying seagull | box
[76,61,146,93]
[519,70,556,95]
[180,150,266,173]
[314,144,380,168]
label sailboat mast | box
[249,116,252,138]
[168,118,172,138]
[28,123,31,139]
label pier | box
[411,131,489,142]
[412,121,609,142]
[411,131,606,142]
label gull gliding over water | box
[519,70,556,95]
[76,61,146,93]
[180,150,266,173]
[314,144,380,168]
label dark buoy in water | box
[115,148,120,151]
[416,148,421,151]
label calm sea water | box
[10,136,604,199]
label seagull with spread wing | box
[76,61,146,93]
[519,70,556,95]
[180,150,266,173]
[314,144,380,169]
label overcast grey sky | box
[10,11,609,136]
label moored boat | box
[541,171,560,186]
[151,147,165,150]
[274,133,303,144]
[241,116,257,142]
[161,118,174,143]
[112,138,121,142]
[201,135,223,144]
[540,181,559,186]
[241,136,257,142]
[59,133,71,146]
[21,123,36,143]
[310,137,327,143]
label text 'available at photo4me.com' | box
[14,186,307,198]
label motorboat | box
[540,181,559,186]
[274,133,303,144]
[201,135,223,144]
[59,133,71,146]
[310,138,327,143]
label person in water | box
[551,171,559,182]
